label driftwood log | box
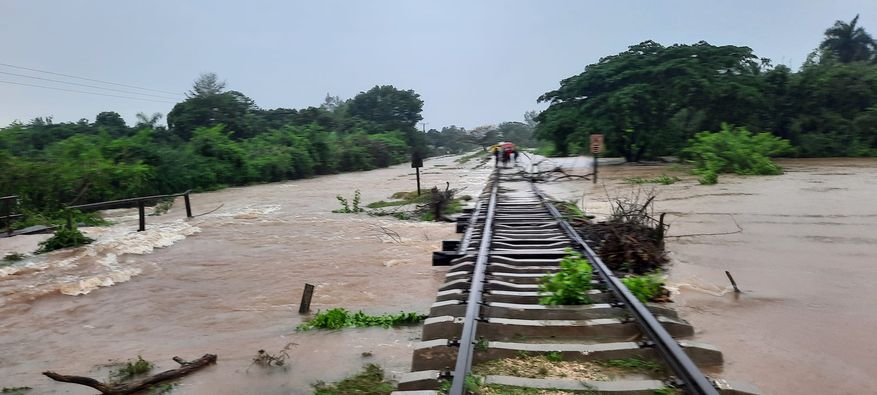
[43,353,217,395]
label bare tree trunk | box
[43,354,217,395]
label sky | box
[1,1,875,130]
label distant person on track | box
[489,144,501,167]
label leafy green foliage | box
[683,124,792,184]
[621,273,665,303]
[312,364,395,395]
[539,250,593,305]
[35,224,94,254]
[297,308,425,331]
[110,356,153,382]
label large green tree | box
[537,41,765,160]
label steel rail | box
[532,184,719,395]
[448,169,500,395]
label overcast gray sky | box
[1,1,875,130]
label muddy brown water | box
[3,156,875,394]
[539,157,877,395]
[0,155,491,394]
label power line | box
[0,80,178,104]
[0,62,181,95]
[0,70,181,100]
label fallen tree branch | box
[43,353,217,395]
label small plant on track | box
[539,249,593,305]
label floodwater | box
[3,154,875,394]
[539,157,877,395]
[0,155,491,394]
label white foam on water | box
[1,219,201,298]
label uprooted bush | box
[683,123,793,185]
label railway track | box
[394,167,760,395]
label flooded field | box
[541,157,877,395]
[0,155,491,394]
[2,155,876,394]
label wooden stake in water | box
[299,283,315,313]
[725,271,741,293]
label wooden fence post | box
[299,284,315,313]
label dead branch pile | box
[576,187,668,274]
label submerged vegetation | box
[296,308,425,331]
[110,356,154,382]
[312,364,395,395]
[2,252,25,264]
[625,175,681,185]
[333,190,365,213]
[35,224,93,254]
[539,250,593,305]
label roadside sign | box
[411,152,423,168]
[590,134,604,154]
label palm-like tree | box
[820,14,876,63]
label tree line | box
[0,74,534,219]
[535,15,877,161]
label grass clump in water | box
[624,175,681,185]
[1,388,32,395]
[297,308,426,331]
[539,250,593,305]
[312,363,395,395]
[110,356,153,382]
[621,273,666,303]
[35,224,93,254]
[2,252,25,265]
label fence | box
[67,190,193,232]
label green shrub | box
[539,250,593,305]
[621,273,664,302]
[35,224,94,254]
[683,124,792,184]
[297,308,425,331]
